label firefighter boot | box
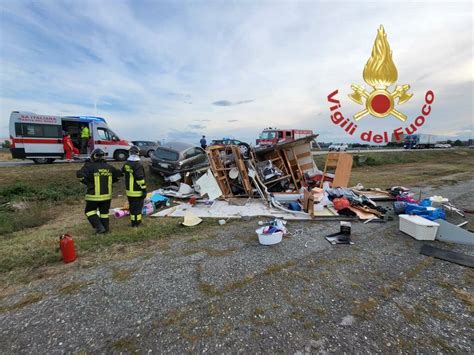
[88,215,106,234]
[130,215,139,227]
[135,214,142,227]
[131,214,142,228]
[100,217,110,233]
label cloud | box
[188,124,206,129]
[167,92,191,100]
[166,129,201,141]
[0,1,472,145]
[212,99,255,107]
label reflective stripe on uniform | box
[94,174,101,196]
[86,210,97,217]
[126,190,143,197]
[129,172,135,193]
[100,213,109,218]
[136,214,142,221]
[108,175,112,199]
[131,215,136,221]
[136,179,146,188]
[85,194,112,201]
[126,169,143,197]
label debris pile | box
[146,136,473,267]
[148,136,385,221]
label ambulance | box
[9,111,131,164]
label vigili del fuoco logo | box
[327,25,435,143]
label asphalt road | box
[312,148,455,155]
[0,148,454,167]
[0,158,124,167]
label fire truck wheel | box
[113,150,128,161]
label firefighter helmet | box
[129,145,140,156]
[90,148,106,161]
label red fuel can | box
[59,234,76,263]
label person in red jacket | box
[63,131,79,162]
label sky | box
[0,0,473,144]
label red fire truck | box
[256,127,314,147]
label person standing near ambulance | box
[80,124,90,154]
[77,148,122,234]
[63,131,79,162]
[122,145,147,227]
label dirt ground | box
[0,177,473,353]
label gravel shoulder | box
[1,180,473,353]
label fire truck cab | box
[257,128,314,147]
[9,111,130,164]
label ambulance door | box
[92,124,114,158]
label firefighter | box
[76,148,122,234]
[80,124,90,154]
[122,145,147,227]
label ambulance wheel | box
[113,150,128,161]
[33,158,55,164]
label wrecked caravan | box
[9,111,130,163]
[154,135,323,200]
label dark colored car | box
[210,138,251,157]
[131,140,161,157]
[150,141,209,175]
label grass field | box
[0,150,12,161]
[314,149,474,187]
[0,149,473,287]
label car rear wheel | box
[147,149,155,158]
[33,158,55,164]
[113,150,128,161]
[238,144,249,157]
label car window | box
[154,148,179,161]
[183,148,202,159]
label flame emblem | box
[349,25,412,121]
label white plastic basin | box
[256,227,283,245]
